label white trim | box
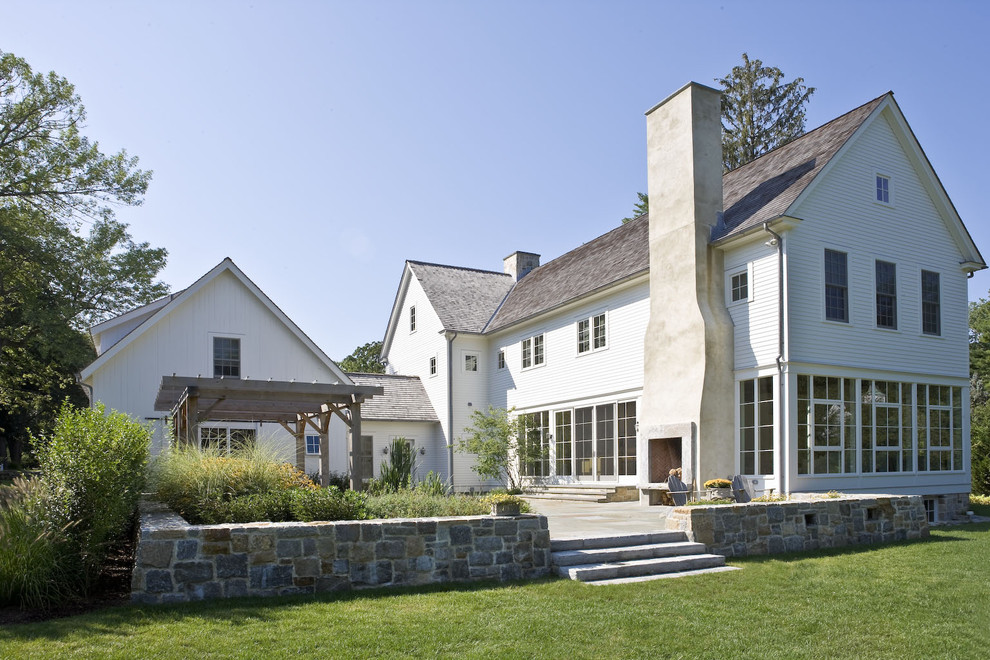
[575,310,608,356]
[461,350,480,373]
[874,171,894,207]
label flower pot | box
[707,487,732,500]
[491,501,521,516]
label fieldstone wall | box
[132,501,551,604]
[664,495,929,558]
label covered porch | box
[154,376,383,489]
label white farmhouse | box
[381,83,985,520]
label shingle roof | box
[714,93,888,241]
[485,216,649,333]
[407,261,514,333]
[347,373,439,422]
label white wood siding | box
[88,270,341,454]
[785,112,969,379]
[724,242,780,370]
[381,274,452,480]
[491,279,648,413]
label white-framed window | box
[739,376,774,475]
[921,270,941,336]
[409,305,416,333]
[860,381,912,472]
[463,352,479,372]
[730,270,749,303]
[875,173,891,205]
[521,333,545,369]
[824,249,849,323]
[429,355,437,377]
[213,336,241,378]
[199,424,256,454]
[577,313,607,354]
[306,434,321,455]
[497,349,505,370]
[917,385,962,471]
[797,375,857,475]
[875,260,897,329]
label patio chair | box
[731,475,752,503]
[666,474,691,506]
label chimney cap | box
[645,81,722,117]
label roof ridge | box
[407,260,510,277]
[724,92,889,176]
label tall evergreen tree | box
[717,53,815,171]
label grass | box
[1,524,988,658]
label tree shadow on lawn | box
[0,576,558,643]
[727,520,988,567]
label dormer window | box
[876,174,891,205]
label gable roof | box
[485,216,649,333]
[406,261,514,333]
[714,93,888,242]
[346,373,439,422]
[80,258,352,385]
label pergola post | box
[186,388,200,446]
[294,417,306,473]
[349,402,363,491]
[318,412,331,488]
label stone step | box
[522,493,606,503]
[557,554,727,582]
[552,541,708,566]
[530,486,613,496]
[551,532,687,552]
[587,565,741,585]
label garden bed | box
[132,500,551,604]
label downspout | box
[763,222,787,495]
[445,330,458,489]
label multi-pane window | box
[497,350,505,370]
[464,353,478,372]
[617,401,637,476]
[921,270,941,336]
[595,404,615,477]
[522,334,545,368]
[306,434,321,455]
[517,411,549,477]
[577,314,607,354]
[200,426,255,454]
[917,385,962,471]
[876,174,890,204]
[861,381,912,472]
[574,407,594,477]
[875,260,897,329]
[213,337,241,378]
[731,271,749,302]
[409,306,416,332]
[739,377,774,475]
[429,356,437,376]
[824,249,848,322]
[797,375,857,475]
[555,410,572,476]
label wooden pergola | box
[154,376,383,490]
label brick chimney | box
[503,251,540,281]
[637,82,735,499]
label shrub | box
[326,470,351,491]
[415,471,450,497]
[378,438,416,493]
[33,403,150,590]
[290,487,367,522]
[0,478,76,609]
[151,443,315,524]
[197,490,296,525]
[365,491,492,519]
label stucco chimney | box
[637,82,735,498]
[503,251,540,281]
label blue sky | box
[5,1,989,360]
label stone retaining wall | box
[664,495,929,558]
[132,501,551,604]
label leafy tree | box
[621,192,649,224]
[0,50,166,465]
[970,297,990,495]
[339,340,384,373]
[458,406,546,491]
[717,53,815,171]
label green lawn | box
[2,524,989,659]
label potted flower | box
[486,492,523,516]
[704,478,732,500]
